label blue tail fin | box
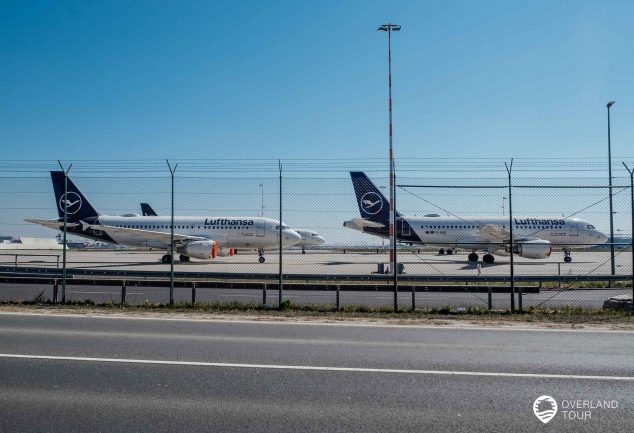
[51,171,100,222]
[350,172,400,226]
[141,203,158,216]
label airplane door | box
[400,219,410,237]
[256,221,265,237]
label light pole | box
[607,101,616,275]
[378,23,400,312]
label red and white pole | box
[378,23,400,311]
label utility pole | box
[378,23,401,312]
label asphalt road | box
[0,312,632,432]
[0,282,630,309]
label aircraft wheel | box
[446,249,453,255]
[161,254,171,264]
[468,252,479,262]
[179,255,190,262]
[259,256,265,264]
[439,248,445,255]
[302,249,306,255]
[564,256,572,263]
[483,254,495,264]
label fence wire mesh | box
[0,158,632,312]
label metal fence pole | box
[336,285,340,311]
[278,160,283,308]
[191,282,196,306]
[623,162,634,315]
[120,280,126,306]
[166,160,178,306]
[57,161,72,304]
[505,159,516,313]
[262,283,267,306]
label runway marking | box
[1,353,632,381]
[0,311,632,333]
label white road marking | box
[0,311,632,333]
[0,353,632,381]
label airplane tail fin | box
[51,171,100,222]
[350,172,400,226]
[141,203,158,216]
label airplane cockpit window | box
[587,225,595,229]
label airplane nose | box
[283,229,302,245]
[596,231,609,244]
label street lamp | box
[377,23,400,312]
[607,101,615,275]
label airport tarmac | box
[0,249,632,277]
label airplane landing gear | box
[468,252,479,262]
[302,248,306,254]
[179,255,190,262]
[563,248,572,263]
[439,248,445,255]
[483,254,495,264]
[161,254,172,264]
[258,249,266,263]
[446,249,453,255]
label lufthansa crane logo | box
[58,192,82,215]
[360,192,383,215]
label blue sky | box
[1,0,633,161]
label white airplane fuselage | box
[90,216,301,250]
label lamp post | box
[378,23,401,312]
[607,101,615,275]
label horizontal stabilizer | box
[25,219,80,230]
[343,218,386,230]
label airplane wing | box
[477,224,511,244]
[476,224,543,245]
[25,219,80,230]
[83,223,207,246]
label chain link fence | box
[0,158,632,312]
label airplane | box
[343,172,608,264]
[26,172,302,264]
[140,203,325,253]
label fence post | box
[488,286,492,311]
[262,283,267,306]
[505,159,516,313]
[57,161,72,304]
[53,279,58,304]
[411,285,415,311]
[191,282,196,306]
[336,285,340,311]
[120,280,126,306]
[622,162,634,315]
[167,160,178,306]
[278,160,284,309]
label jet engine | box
[514,240,552,259]
[179,240,218,260]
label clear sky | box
[1,0,633,161]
